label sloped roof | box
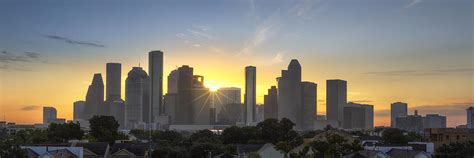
[110,143,148,156]
[387,149,426,158]
[75,142,109,156]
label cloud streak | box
[20,105,41,111]
[404,0,423,9]
[366,68,474,76]
[44,35,105,48]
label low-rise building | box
[424,128,474,149]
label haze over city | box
[0,0,472,128]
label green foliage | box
[89,115,127,142]
[153,130,184,145]
[190,129,219,143]
[382,128,408,144]
[47,122,84,143]
[310,133,362,158]
[405,132,422,142]
[11,129,48,144]
[0,140,26,158]
[435,141,474,158]
[248,152,262,158]
[190,142,222,158]
[152,144,188,158]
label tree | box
[436,141,474,158]
[0,140,26,158]
[221,126,244,144]
[47,122,84,143]
[89,115,127,142]
[190,129,219,143]
[153,130,184,145]
[382,128,407,144]
[310,133,362,158]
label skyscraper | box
[175,65,194,124]
[84,73,104,120]
[264,86,278,120]
[149,50,163,121]
[216,87,241,123]
[391,102,408,128]
[278,60,302,129]
[43,107,57,124]
[301,82,317,131]
[125,67,150,129]
[326,79,347,127]
[106,63,121,101]
[73,101,85,121]
[191,75,211,125]
[467,107,474,128]
[244,66,256,125]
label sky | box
[0,0,472,127]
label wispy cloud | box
[404,0,423,9]
[240,11,281,56]
[271,51,286,64]
[176,25,214,48]
[0,51,54,71]
[291,0,319,19]
[366,68,474,76]
[20,105,41,111]
[44,35,105,48]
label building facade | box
[301,82,317,131]
[467,107,474,128]
[149,51,164,121]
[423,114,447,129]
[277,60,302,129]
[326,79,347,127]
[43,107,57,124]
[244,66,256,125]
[73,101,85,121]
[124,67,151,129]
[391,102,408,128]
[84,73,104,120]
[264,86,278,120]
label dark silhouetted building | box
[175,66,194,124]
[326,79,347,128]
[191,75,211,125]
[391,102,408,128]
[423,114,446,129]
[264,86,278,120]
[344,102,374,129]
[396,110,423,133]
[301,82,317,131]
[149,50,163,121]
[125,67,150,129]
[73,101,85,121]
[105,63,125,128]
[278,60,302,129]
[468,107,474,128]
[84,73,104,120]
[244,66,256,125]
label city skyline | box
[0,0,472,127]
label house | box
[236,143,283,158]
[213,153,238,158]
[343,150,389,158]
[109,143,149,158]
[387,149,431,158]
[74,142,109,158]
[21,146,82,158]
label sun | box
[209,86,219,92]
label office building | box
[396,111,423,133]
[264,86,278,120]
[73,101,85,121]
[124,67,151,129]
[43,107,57,124]
[106,63,121,101]
[175,65,194,124]
[468,107,474,128]
[217,103,243,125]
[423,114,447,129]
[301,82,317,131]
[278,60,302,129]
[216,87,241,115]
[84,73,104,120]
[425,128,474,149]
[326,79,347,127]
[244,66,256,125]
[149,51,164,121]
[191,75,211,125]
[391,102,408,128]
[343,102,374,129]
